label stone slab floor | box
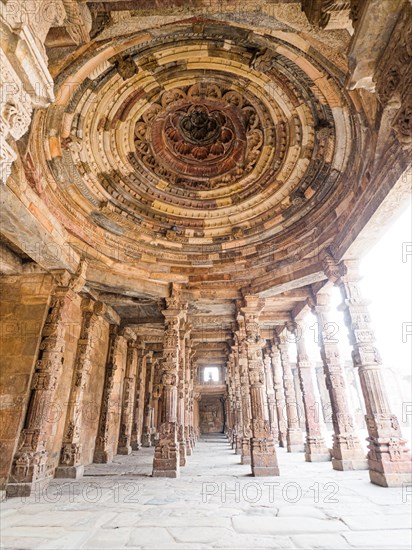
[1,434,411,550]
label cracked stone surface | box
[1,434,411,549]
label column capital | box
[322,250,344,283]
[241,294,265,315]
[121,327,137,342]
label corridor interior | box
[1,434,410,550]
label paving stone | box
[127,527,175,546]
[136,515,232,528]
[233,516,348,535]
[82,527,133,549]
[291,533,352,549]
[168,526,235,543]
[277,505,327,519]
[210,534,295,549]
[340,514,412,531]
[343,529,412,549]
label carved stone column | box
[242,296,280,476]
[190,361,199,446]
[151,363,162,447]
[152,287,186,478]
[309,287,367,470]
[131,342,147,450]
[177,330,187,466]
[7,268,86,497]
[263,349,279,444]
[291,322,330,462]
[93,324,121,464]
[228,349,242,454]
[277,334,304,452]
[270,344,287,447]
[237,337,253,464]
[225,360,235,443]
[184,342,194,455]
[117,330,138,455]
[56,298,105,478]
[193,391,201,441]
[142,352,154,447]
[234,350,244,454]
[337,259,412,487]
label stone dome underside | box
[37,20,370,293]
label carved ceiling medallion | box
[133,83,266,189]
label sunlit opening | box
[203,367,219,382]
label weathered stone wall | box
[199,397,224,433]
[80,318,110,465]
[0,273,54,488]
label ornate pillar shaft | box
[93,324,121,464]
[270,345,287,447]
[291,322,330,462]
[184,343,193,455]
[177,329,187,466]
[142,353,154,447]
[152,287,186,478]
[56,298,104,478]
[337,259,411,487]
[118,332,138,455]
[277,335,304,452]
[242,296,279,476]
[151,360,162,447]
[7,269,85,497]
[225,354,235,446]
[225,363,234,441]
[263,350,279,443]
[234,354,244,454]
[238,340,252,464]
[190,362,199,445]
[131,343,147,450]
[310,287,367,471]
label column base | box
[179,442,187,466]
[152,469,180,478]
[93,450,113,464]
[286,429,304,452]
[54,464,84,479]
[117,445,132,455]
[141,434,152,447]
[152,433,180,478]
[332,457,368,471]
[6,476,51,498]
[235,436,242,455]
[251,438,280,476]
[305,438,331,462]
[368,450,412,487]
[287,443,305,452]
[369,470,412,488]
[252,465,280,477]
[131,442,141,451]
[305,452,331,462]
[241,437,251,463]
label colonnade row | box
[224,257,411,488]
[1,256,410,498]
[2,271,202,497]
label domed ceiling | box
[34,19,372,299]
